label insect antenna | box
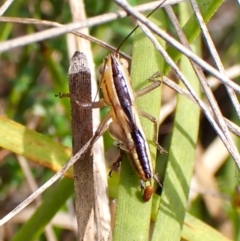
[116,0,168,53]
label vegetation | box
[0,0,240,240]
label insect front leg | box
[135,71,162,98]
[77,98,107,109]
[56,92,107,109]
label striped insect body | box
[99,53,162,201]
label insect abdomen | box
[131,129,152,181]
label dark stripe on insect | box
[131,129,152,180]
[111,55,136,129]
[111,55,152,180]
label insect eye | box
[99,63,105,75]
[119,58,129,69]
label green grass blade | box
[151,3,201,240]
[0,116,72,177]
[150,197,232,241]
[113,10,166,241]
[182,213,232,241]
[113,156,151,241]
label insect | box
[95,52,164,201]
